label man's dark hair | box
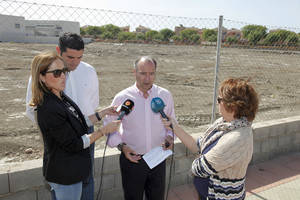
[59,32,84,53]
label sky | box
[9,0,300,30]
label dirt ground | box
[1,42,300,164]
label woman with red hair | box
[162,78,259,200]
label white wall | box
[0,14,80,43]
[0,14,26,42]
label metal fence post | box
[211,15,223,124]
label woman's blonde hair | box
[29,51,64,106]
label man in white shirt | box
[26,33,98,200]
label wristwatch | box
[95,112,102,121]
[117,142,126,152]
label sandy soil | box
[0,42,299,163]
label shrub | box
[145,30,159,41]
[264,32,281,45]
[118,32,136,42]
[171,35,181,43]
[190,34,201,43]
[202,29,217,42]
[80,27,86,36]
[152,33,164,42]
[285,32,299,45]
[84,26,104,36]
[225,36,239,44]
[100,24,121,39]
[264,30,299,46]
[101,32,114,40]
[180,29,200,44]
[159,28,175,42]
[247,30,266,45]
[242,25,267,45]
[136,33,146,41]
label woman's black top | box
[37,92,91,185]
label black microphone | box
[117,99,134,120]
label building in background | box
[135,25,151,33]
[0,14,79,43]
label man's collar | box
[133,82,154,98]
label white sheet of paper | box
[143,146,173,169]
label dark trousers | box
[120,153,166,200]
[198,195,207,200]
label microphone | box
[151,97,173,147]
[117,99,134,120]
[151,97,169,120]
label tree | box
[101,32,114,40]
[225,36,239,45]
[190,34,200,44]
[159,28,175,42]
[152,33,164,42]
[264,30,299,46]
[136,33,146,41]
[248,30,265,45]
[171,35,181,43]
[202,29,217,42]
[100,24,121,39]
[145,30,159,41]
[84,26,104,36]
[263,33,280,45]
[285,32,299,46]
[118,32,136,42]
[242,25,267,45]
[80,27,86,36]
[179,29,200,44]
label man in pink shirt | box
[106,56,176,200]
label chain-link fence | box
[219,18,300,125]
[0,0,300,136]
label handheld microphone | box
[151,97,169,120]
[151,97,175,200]
[151,97,173,147]
[97,99,134,200]
[117,99,134,120]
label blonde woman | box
[29,51,120,200]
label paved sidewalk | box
[167,152,300,200]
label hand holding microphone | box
[151,97,174,149]
[101,120,121,135]
[106,99,134,143]
[161,117,176,131]
[117,99,134,120]
[95,105,118,122]
[112,99,141,162]
[151,97,173,128]
[98,105,119,117]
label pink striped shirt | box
[106,83,176,154]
